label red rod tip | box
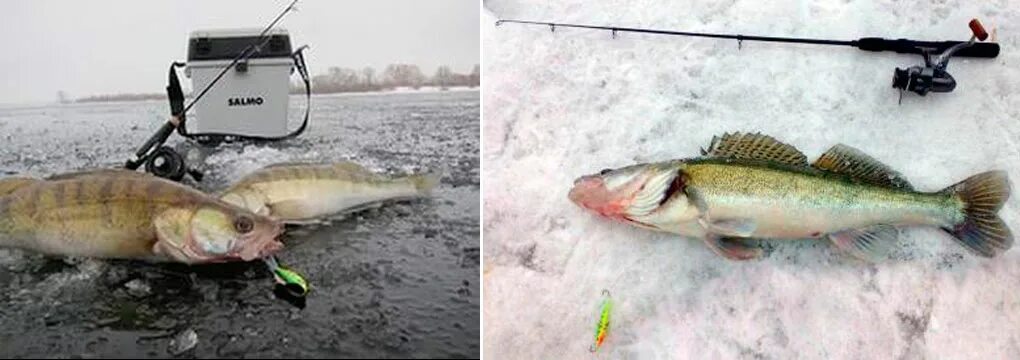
[969,19,988,41]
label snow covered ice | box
[482,1,1020,358]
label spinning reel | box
[892,19,991,101]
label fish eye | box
[599,169,612,175]
[234,216,254,234]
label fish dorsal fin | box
[700,132,808,166]
[0,177,41,196]
[266,161,373,174]
[265,161,316,169]
[813,144,913,190]
[330,161,373,175]
[45,169,150,181]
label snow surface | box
[482,1,1020,358]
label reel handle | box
[969,19,988,41]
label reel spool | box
[142,146,204,182]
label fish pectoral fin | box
[828,225,899,261]
[698,217,757,237]
[153,208,191,243]
[703,235,763,261]
[152,208,194,262]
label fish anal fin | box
[813,144,913,190]
[704,235,763,260]
[828,224,899,261]
[702,132,808,167]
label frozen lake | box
[0,90,480,357]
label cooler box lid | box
[188,28,292,61]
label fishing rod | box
[496,18,997,100]
[125,0,306,180]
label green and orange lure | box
[590,289,612,353]
[264,256,309,298]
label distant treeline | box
[300,64,480,94]
[75,93,166,103]
[71,63,480,102]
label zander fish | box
[220,162,438,222]
[568,132,1012,260]
[0,171,283,264]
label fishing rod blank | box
[497,18,998,99]
[496,19,998,58]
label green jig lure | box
[590,289,612,352]
[264,256,309,297]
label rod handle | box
[856,38,999,58]
[127,121,177,169]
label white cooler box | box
[185,28,294,137]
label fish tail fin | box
[940,170,1013,257]
[408,173,440,195]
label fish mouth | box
[237,223,286,261]
[251,238,285,261]
[568,175,610,209]
[237,239,284,262]
[567,176,591,205]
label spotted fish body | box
[221,162,439,222]
[0,171,283,263]
[569,133,1013,261]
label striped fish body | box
[0,172,282,262]
[221,162,438,222]
[0,176,181,259]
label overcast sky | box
[0,0,479,104]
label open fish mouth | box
[251,239,285,260]
[250,225,286,261]
[233,222,286,261]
